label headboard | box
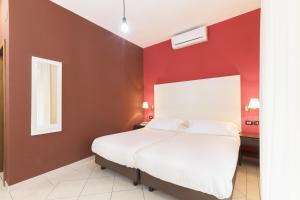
[154,75,241,128]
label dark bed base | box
[140,169,237,200]
[95,155,140,185]
[95,155,237,200]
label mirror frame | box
[31,56,62,136]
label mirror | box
[31,57,62,136]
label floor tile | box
[143,186,178,200]
[113,175,141,192]
[69,156,94,170]
[111,189,144,200]
[247,180,260,200]
[232,197,246,200]
[1,157,260,200]
[89,166,116,179]
[233,166,247,199]
[78,193,111,200]
[0,190,12,200]
[232,188,246,200]
[48,179,86,199]
[81,177,114,195]
[246,164,260,200]
[70,158,96,175]
[9,176,54,200]
[45,166,91,185]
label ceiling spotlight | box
[121,0,129,33]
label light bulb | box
[121,17,129,33]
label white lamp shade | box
[248,98,260,109]
[142,101,149,109]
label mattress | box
[91,128,178,168]
[134,133,240,199]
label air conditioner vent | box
[171,26,208,49]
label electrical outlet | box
[245,120,254,125]
[254,121,260,126]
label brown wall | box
[0,0,9,181]
[0,52,3,172]
[7,0,143,184]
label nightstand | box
[239,133,259,165]
[133,123,147,130]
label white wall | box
[260,0,300,199]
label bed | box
[91,75,241,199]
[91,126,180,184]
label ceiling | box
[50,0,260,48]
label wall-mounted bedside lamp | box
[142,101,149,109]
[245,98,260,112]
[142,101,154,120]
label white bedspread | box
[91,128,178,168]
[135,133,240,199]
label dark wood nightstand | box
[239,133,259,165]
[133,123,147,130]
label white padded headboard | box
[154,75,241,128]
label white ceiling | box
[50,0,260,48]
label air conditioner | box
[171,26,208,49]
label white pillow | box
[146,118,188,131]
[184,120,239,136]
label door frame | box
[0,39,7,186]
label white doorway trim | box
[260,1,300,199]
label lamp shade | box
[142,101,149,109]
[248,98,260,109]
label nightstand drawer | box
[241,137,259,147]
[239,133,260,165]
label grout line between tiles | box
[142,185,146,200]
[8,190,13,200]
[44,172,92,199]
[76,163,96,199]
[110,187,142,194]
[44,181,61,200]
[109,176,116,200]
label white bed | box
[91,127,178,168]
[135,132,240,199]
[91,75,241,199]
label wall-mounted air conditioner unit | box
[171,26,208,49]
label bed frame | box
[140,168,237,200]
[95,155,237,200]
[95,155,140,185]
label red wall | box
[144,9,260,134]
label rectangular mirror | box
[31,56,62,136]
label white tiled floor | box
[0,157,260,200]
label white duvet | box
[91,128,178,168]
[135,133,240,199]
